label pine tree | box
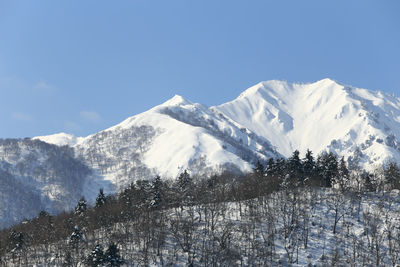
[75,197,87,216]
[384,161,400,189]
[104,243,124,266]
[150,175,163,208]
[9,230,24,252]
[363,171,375,192]
[86,244,105,267]
[302,149,316,182]
[95,189,107,208]
[317,152,338,188]
[336,157,349,190]
[177,170,192,190]
[253,160,265,179]
[265,158,276,177]
[287,150,303,184]
[275,158,287,180]
[69,225,83,252]
[176,170,193,207]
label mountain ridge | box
[3,78,400,228]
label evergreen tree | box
[150,175,163,208]
[9,230,24,252]
[265,158,276,177]
[86,244,105,267]
[287,150,303,183]
[75,197,87,216]
[302,149,316,181]
[274,158,287,180]
[95,189,107,208]
[69,225,83,252]
[363,171,375,192]
[317,151,338,188]
[104,243,124,266]
[177,170,192,190]
[253,160,265,179]
[176,170,193,206]
[336,157,350,190]
[384,161,400,189]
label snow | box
[33,132,84,147]
[214,79,400,169]
[30,78,400,198]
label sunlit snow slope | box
[213,78,400,169]
[61,95,278,189]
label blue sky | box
[0,0,399,138]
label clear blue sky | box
[1,0,399,138]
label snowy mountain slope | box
[0,94,279,228]
[72,95,279,189]
[0,139,92,228]
[32,132,84,147]
[213,78,400,169]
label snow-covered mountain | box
[71,94,279,189]
[3,78,400,228]
[214,78,400,169]
[0,93,279,227]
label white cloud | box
[80,111,101,123]
[12,112,33,122]
[33,81,55,93]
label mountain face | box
[71,95,279,189]
[214,78,400,169]
[0,139,91,228]
[2,78,400,228]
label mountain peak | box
[33,132,83,146]
[312,78,343,87]
[161,94,192,107]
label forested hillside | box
[2,151,400,266]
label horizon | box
[1,1,399,138]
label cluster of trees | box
[1,149,400,265]
[257,149,400,192]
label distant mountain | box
[214,78,400,169]
[3,78,400,228]
[69,94,279,189]
[0,139,91,228]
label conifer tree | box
[266,158,276,177]
[177,170,192,190]
[150,175,163,208]
[86,244,105,267]
[287,150,303,184]
[253,160,265,179]
[176,170,193,207]
[95,189,107,208]
[317,152,338,188]
[104,243,124,266]
[303,149,316,181]
[336,157,350,190]
[69,225,83,252]
[9,230,24,252]
[75,197,87,216]
[384,161,400,189]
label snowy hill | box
[0,139,91,228]
[72,94,278,189]
[213,78,400,169]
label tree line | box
[1,149,400,265]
